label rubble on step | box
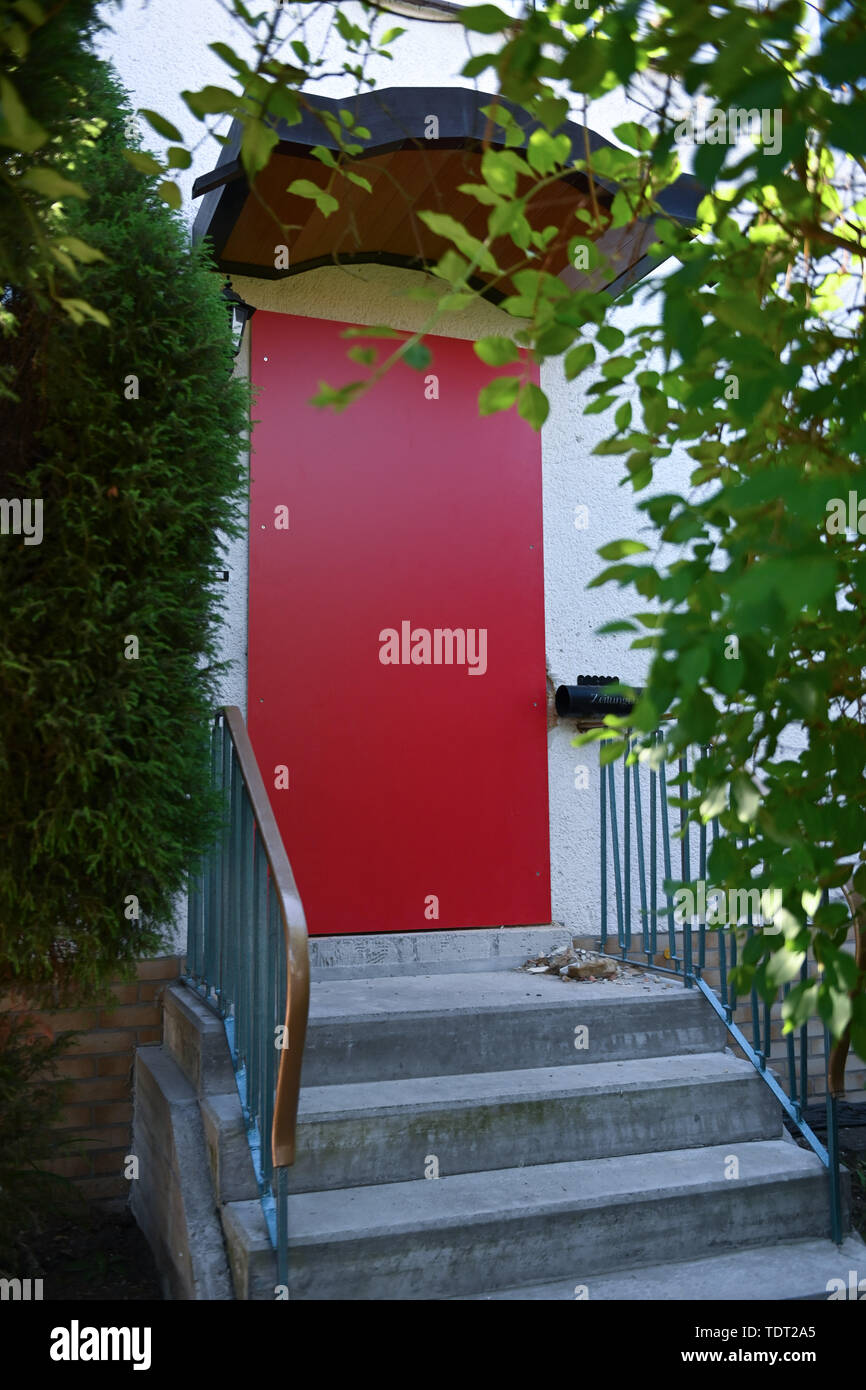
[521,941,634,983]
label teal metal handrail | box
[185,706,309,1289]
[599,733,845,1245]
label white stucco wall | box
[98,0,694,938]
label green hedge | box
[0,56,249,1002]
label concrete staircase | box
[283,969,859,1300]
[135,963,863,1300]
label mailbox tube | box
[555,678,643,721]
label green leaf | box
[527,129,571,176]
[209,41,250,74]
[597,325,625,351]
[13,0,46,23]
[57,297,110,328]
[474,336,519,366]
[0,77,47,151]
[181,85,238,119]
[584,393,617,415]
[612,120,654,152]
[348,346,377,366]
[481,148,518,198]
[488,200,532,248]
[819,986,853,1040]
[56,236,105,265]
[732,774,760,825]
[343,325,403,339]
[827,103,866,157]
[461,53,498,79]
[699,785,727,821]
[402,341,431,371]
[19,167,86,200]
[311,144,339,170]
[596,539,651,560]
[242,120,279,178]
[564,343,595,380]
[600,739,626,766]
[122,149,163,176]
[156,180,182,210]
[438,292,476,312]
[517,382,549,429]
[417,211,499,275]
[459,4,513,33]
[138,108,183,143]
[288,179,339,217]
[167,146,192,170]
[345,170,372,193]
[478,375,520,416]
[311,378,365,411]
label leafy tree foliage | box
[0,0,110,333]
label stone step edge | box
[452,1234,866,1301]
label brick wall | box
[1,957,182,1208]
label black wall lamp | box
[555,674,644,725]
[221,276,256,356]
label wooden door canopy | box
[192,86,701,303]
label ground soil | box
[14,1204,162,1301]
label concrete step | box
[301,970,724,1084]
[285,1138,835,1301]
[456,1234,866,1301]
[288,1051,782,1191]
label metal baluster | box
[825,1026,843,1245]
[748,928,763,1069]
[607,761,625,951]
[206,718,222,1000]
[697,748,707,975]
[718,927,730,1019]
[784,982,797,1108]
[623,739,631,955]
[187,860,202,983]
[238,789,255,1100]
[799,958,809,1112]
[659,754,676,971]
[251,828,268,1147]
[262,875,279,1192]
[600,747,608,954]
[679,753,692,984]
[226,742,243,1040]
[649,738,657,960]
[276,1165,289,1292]
[632,753,648,963]
[222,722,234,1017]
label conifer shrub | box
[0,55,249,1003]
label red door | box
[248,311,549,936]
